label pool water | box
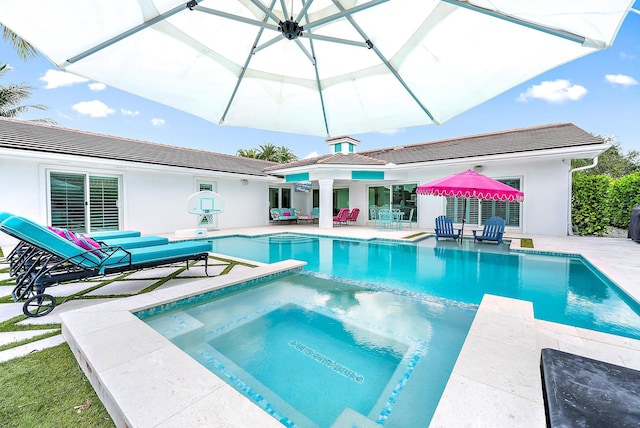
[140,272,476,427]
[209,234,640,340]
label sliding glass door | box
[49,172,121,233]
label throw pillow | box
[73,235,105,258]
[63,229,77,241]
[48,226,68,239]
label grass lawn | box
[0,343,114,427]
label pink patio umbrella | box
[416,169,524,240]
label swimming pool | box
[132,233,640,427]
[208,233,640,340]
[139,271,476,427]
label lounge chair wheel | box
[23,294,56,318]
[13,277,36,301]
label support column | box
[318,178,334,229]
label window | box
[50,172,86,231]
[49,172,121,233]
[282,188,291,208]
[368,184,417,223]
[269,188,280,209]
[333,188,349,215]
[89,176,119,231]
[445,177,521,227]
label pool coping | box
[61,260,304,428]
[61,261,548,427]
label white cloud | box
[121,108,139,117]
[72,100,115,117]
[379,128,401,135]
[89,82,106,91]
[40,69,89,89]
[605,74,638,86]
[517,79,587,103]
[304,151,319,159]
[151,118,166,126]
[620,52,635,61]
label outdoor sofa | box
[270,208,299,224]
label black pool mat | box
[541,348,640,427]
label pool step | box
[144,311,204,348]
[331,407,378,428]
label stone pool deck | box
[2,225,640,427]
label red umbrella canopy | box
[416,170,524,202]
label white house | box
[0,117,608,247]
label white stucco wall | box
[469,160,571,236]
[0,150,273,247]
[217,179,270,229]
[518,160,571,236]
[0,157,44,224]
[404,158,571,236]
[0,145,583,247]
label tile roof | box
[263,152,386,171]
[0,117,276,176]
[266,123,604,172]
[358,123,604,164]
[0,119,604,177]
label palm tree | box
[256,143,280,162]
[236,148,259,158]
[274,145,298,163]
[0,24,55,123]
[237,143,298,163]
[1,24,37,60]
[0,63,54,123]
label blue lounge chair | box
[97,235,169,249]
[87,230,141,240]
[473,216,506,244]
[0,215,211,317]
[47,226,168,250]
[435,215,461,241]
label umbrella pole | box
[460,198,466,243]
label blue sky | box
[1,6,639,160]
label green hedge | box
[572,174,611,236]
[608,172,640,228]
